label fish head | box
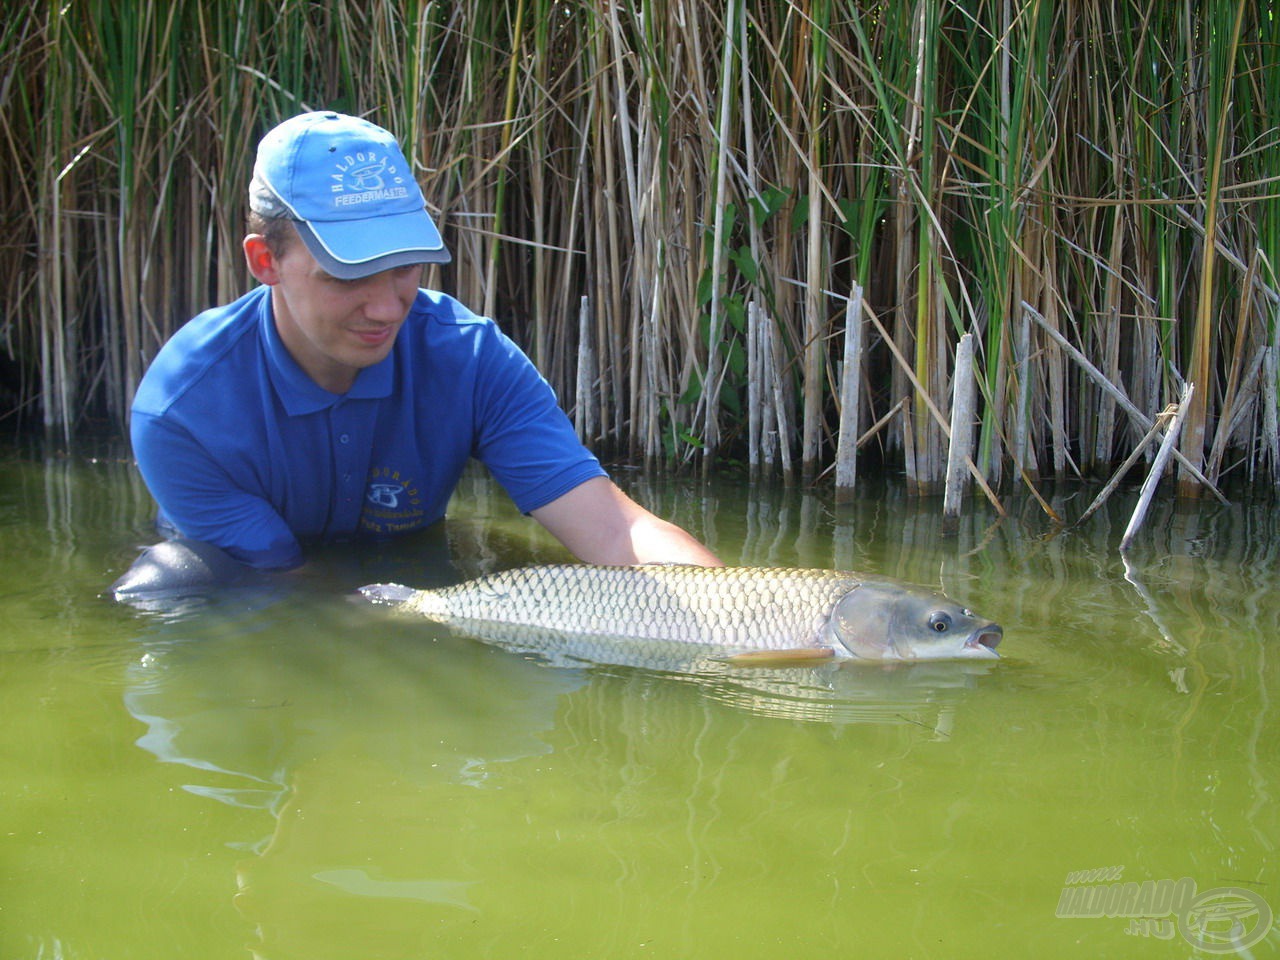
[827,580,1002,661]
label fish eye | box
[929,612,952,633]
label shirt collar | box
[258,289,395,415]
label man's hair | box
[246,211,297,257]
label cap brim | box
[295,208,451,279]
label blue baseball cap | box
[249,111,450,278]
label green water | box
[2,444,1277,959]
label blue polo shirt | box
[130,286,606,569]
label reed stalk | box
[1179,0,1248,495]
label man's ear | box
[243,235,281,285]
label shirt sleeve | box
[467,325,607,513]
[131,410,304,570]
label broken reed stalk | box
[862,301,1006,516]
[574,295,596,444]
[1120,383,1195,552]
[943,332,975,521]
[1075,404,1178,527]
[755,301,778,472]
[858,398,906,451]
[834,285,864,501]
[764,307,794,483]
[1208,345,1267,483]
[1012,305,1034,477]
[747,299,761,475]
[1022,302,1229,505]
[1265,344,1280,488]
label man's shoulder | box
[133,288,269,416]
[409,289,490,330]
[401,289,515,359]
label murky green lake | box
[2,441,1276,959]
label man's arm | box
[530,476,722,566]
[131,412,304,570]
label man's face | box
[252,234,422,393]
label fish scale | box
[401,564,864,650]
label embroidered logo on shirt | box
[360,467,426,534]
[367,483,404,509]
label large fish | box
[360,565,1003,664]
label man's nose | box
[363,273,410,322]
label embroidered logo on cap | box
[330,150,411,209]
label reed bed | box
[1,0,1277,503]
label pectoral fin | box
[359,583,418,605]
[721,647,835,665]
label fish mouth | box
[963,625,1003,658]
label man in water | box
[130,111,719,572]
